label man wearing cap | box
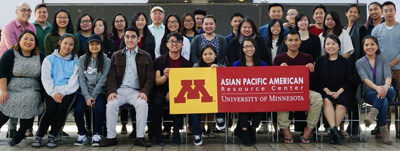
[148,6,165,39]
[100,27,154,147]
[0,2,36,57]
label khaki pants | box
[278,90,323,129]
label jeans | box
[364,88,396,126]
[74,94,106,135]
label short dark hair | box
[194,9,207,16]
[313,4,327,14]
[382,1,396,11]
[268,3,284,13]
[76,13,94,32]
[230,12,244,20]
[346,4,360,13]
[203,15,216,24]
[294,13,310,30]
[285,29,300,40]
[125,26,140,37]
[166,32,183,42]
[34,4,47,12]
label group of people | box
[0,0,399,148]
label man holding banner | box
[152,33,202,146]
[273,30,323,144]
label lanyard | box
[365,56,377,82]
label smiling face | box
[285,34,301,52]
[203,17,216,34]
[183,15,195,30]
[286,9,298,25]
[230,16,242,32]
[297,16,309,30]
[313,8,325,24]
[150,10,165,25]
[369,4,382,20]
[94,20,105,35]
[324,38,339,56]
[269,6,283,20]
[324,14,336,29]
[242,40,256,58]
[89,41,101,55]
[35,7,48,24]
[346,7,360,22]
[135,14,147,30]
[167,16,179,33]
[80,15,92,32]
[19,32,36,53]
[240,22,253,37]
[202,47,216,65]
[114,15,126,31]
[363,38,378,56]
[166,36,183,54]
[270,22,281,36]
[56,11,69,28]
[124,30,139,50]
[58,37,74,56]
[16,3,31,23]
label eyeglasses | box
[184,19,194,22]
[243,45,255,49]
[56,16,69,20]
[168,40,182,44]
[19,9,32,13]
[80,20,92,24]
[168,20,178,24]
[115,20,125,24]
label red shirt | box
[309,26,324,36]
[168,55,182,68]
[138,36,144,48]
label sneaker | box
[216,118,226,130]
[73,134,88,146]
[91,135,102,147]
[47,135,57,148]
[32,137,42,148]
[193,135,202,146]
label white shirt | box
[319,29,354,56]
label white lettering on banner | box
[242,78,268,85]
[221,96,259,103]
[269,77,304,85]
[220,78,241,86]
[269,95,305,101]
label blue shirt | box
[121,47,140,89]
[371,22,400,70]
[76,33,89,56]
[225,33,235,45]
[232,60,267,66]
[259,24,289,42]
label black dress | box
[315,55,351,106]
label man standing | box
[225,12,243,45]
[0,2,36,57]
[259,3,288,42]
[194,9,206,34]
[100,27,153,147]
[148,6,165,39]
[33,4,52,55]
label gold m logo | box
[174,79,213,103]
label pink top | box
[0,19,36,57]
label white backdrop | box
[0,0,398,28]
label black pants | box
[0,112,34,140]
[36,94,75,137]
[238,113,262,129]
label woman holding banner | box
[232,38,267,146]
[315,34,351,144]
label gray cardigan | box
[190,33,227,65]
[355,54,391,92]
[78,53,111,101]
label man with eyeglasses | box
[100,27,153,147]
[0,2,36,57]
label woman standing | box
[232,38,267,146]
[355,36,394,145]
[181,13,198,42]
[0,30,44,146]
[295,13,321,61]
[74,34,110,147]
[315,34,351,144]
[93,18,115,58]
[110,14,127,51]
[32,33,79,148]
[365,2,384,35]
[266,19,285,63]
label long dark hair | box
[239,38,261,66]
[322,10,344,37]
[237,17,260,37]
[92,18,110,56]
[365,2,382,29]
[14,30,40,56]
[266,19,284,48]
[160,14,181,54]
[294,13,310,31]
[76,13,93,33]
[84,40,105,73]
[51,9,74,35]
[130,12,151,43]
[198,44,218,67]
[180,13,197,36]
[111,13,127,40]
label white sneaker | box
[91,135,102,147]
[73,134,88,146]
[216,118,226,130]
[193,135,203,146]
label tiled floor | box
[0,113,400,151]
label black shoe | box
[6,129,16,138]
[135,137,151,147]
[239,130,252,146]
[331,127,342,145]
[249,127,256,144]
[329,131,336,144]
[172,131,181,146]
[153,138,165,146]
[99,138,118,147]
[9,137,22,146]
[129,130,136,138]
[61,131,70,138]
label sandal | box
[284,137,294,144]
[300,136,312,144]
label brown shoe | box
[135,137,151,147]
[25,129,34,137]
[365,108,379,127]
[100,138,118,147]
[121,124,127,134]
[379,126,393,145]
